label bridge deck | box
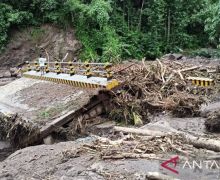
[23,71,119,89]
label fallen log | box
[113,126,220,152]
[146,172,180,180]
[185,134,220,152]
[179,66,200,72]
[113,126,167,136]
[102,153,158,160]
[93,134,134,146]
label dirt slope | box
[0,24,81,68]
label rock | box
[9,67,18,77]
[3,71,11,78]
[205,111,220,132]
[162,53,183,61]
[43,135,54,145]
[146,172,180,180]
[140,120,178,133]
[200,101,220,118]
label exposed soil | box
[0,24,81,68]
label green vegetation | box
[189,48,220,58]
[1,0,220,61]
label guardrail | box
[186,76,215,87]
[25,61,114,79]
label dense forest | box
[0,0,220,61]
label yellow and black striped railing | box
[23,74,119,90]
[186,76,214,87]
[23,61,120,90]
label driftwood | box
[156,59,166,83]
[94,134,134,146]
[146,172,180,180]
[113,126,167,136]
[161,72,174,90]
[112,61,206,124]
[102,153,158,160]
[61,53,69,62]
[162,65,200,87]
[85,135,181,160]
[113,125,220,152]
[185,134,220,152]
[179,66,200,72]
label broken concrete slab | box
[0,77,102,146]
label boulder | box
[162,53,183,61]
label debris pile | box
[110,59,215,124]
[0,113,38,146]
[83,134,189,160]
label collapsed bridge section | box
[0,77,113,147]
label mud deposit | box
[1,138,220,180]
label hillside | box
[0,25,81,68]
[1,1,220,61]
